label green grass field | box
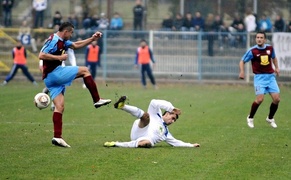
[0,81,290,180]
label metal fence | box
[1,29,291,83]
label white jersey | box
[145,99,194,147]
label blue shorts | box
[254,74,280,95]
[44,66,78,100]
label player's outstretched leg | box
[114,96,144,118]
[78,67,111,108]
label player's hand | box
[193,143,200,147]
[39,66,43,73]
[239,72,245,79]
[92,32,102,40]
[275,68,280,76]
[59,54,68,61]
[172,108,181,115]
[152,63,156,70]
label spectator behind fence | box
[68,14,79,29]
[98,13,109,30]
[2,0,13,27]
[273,14,285,32]
[90,14,99,30]
[192,11,205,31]
[82,14,92,29]
[244,8,256,32]
[133,0,144,32]
[161,14,173,31]
[17,20,38,52]
[230,23,246,48]
[172,13,183,31]
[258,14,272,32]
[110,12,123,37]
[51,11,63,28]
[231,13,244,31]
[287,17,291,32]
[182,12,194,32]
[33,0,47,28]
[1,41,37,86]
[110,12,123,31]
[212,15,228,50]
[205,13,215,56]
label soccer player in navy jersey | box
[39,22,111,147]
[239,31,280,128]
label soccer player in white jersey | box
[104,96,200,148]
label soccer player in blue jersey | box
[39,22,111,147]
[239,31,280,128]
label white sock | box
[115,141,137,148]
[122,105,144,118]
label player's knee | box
[54,104,64,113]
[256,97,264,104]
[79,66,90,76]
[273,97,280,104]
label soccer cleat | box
[104,141,116,147]
[33,81,38,86]
[114,96,127,109]
[266,117,277,128]
[1,81,7,86]
[94,98,112,108]
[51,103,55,111]
[247,116,254,128]
[52,138,71,148]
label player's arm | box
[149,48,155,63]
[165,133,200,147]
[147,99,180,118]
[239,49,253,79]
[71,32,102,49]
[38,52,67,61]
[239,60,245,79]
[272,57,279,76]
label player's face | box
[140,41,146,47]
[255,33,265,46]
[163,112,177,125]
[64,28,74,40]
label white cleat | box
[94,98,112,108]
[52,138,71,148]
[266,117,277,128]
[247,116,254,128]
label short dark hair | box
[59,22,74,32]
[140,39,147,43]
[162,111,179,120]
[256,31,266,39]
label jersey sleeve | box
[241,48,253,63]
[64,40,73,50]
[271,47,276,59]
[165,132,194,147]
[147,99,175,117]
[40,38,54,53]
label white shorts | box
[130,119,149,141]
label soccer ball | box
[34,93,50,109]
